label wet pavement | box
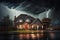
[0,30,60,40]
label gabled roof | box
[31,18,42,25]
[15,14,27,21]
[15,14,35,23]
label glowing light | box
[37,25,39,30]
[19,19,23,22]
[19,25,23,29]
[19,34,23,39]
[37,34,40,38]
[32,25,34,29]
[46,9,51,18]
[26,34,30,39]
[38,9,51,20]
[42,26,43,29]
[31,34,36,39]
[25,19,30,22]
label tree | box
[0,15,13,32]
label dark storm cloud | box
[0,3,8,19]
[0,1,49,14]
[0,3,40,20]
[51,10,60,26]
[15,1,49,14]
[0,0,58,7]
[0,0,58,14]
[0,0,60,26]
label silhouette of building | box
[42,18,51,29]
[14,14,42,30]
[14,14,35,30]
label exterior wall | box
[16,23,42,30]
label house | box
[14,14,35,30]
[31,18,42,30]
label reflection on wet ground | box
[0,33,45,40]
[0,30,60,40]
[17,33,43,40]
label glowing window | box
[19,19,23,22]
[25,19,30,22]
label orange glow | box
[23,23,29,30]
[31,34,36,39]
[17,32,44,40]
[37,34,40,38]
[19,25,23,29]
[26,34,30,39]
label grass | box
[8,30,45,33]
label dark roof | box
[42,18,51,22]
[31,18,42,25]
[26,15,35,22]
[15,14,35,23]
[16,14,27,21]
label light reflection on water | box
[0,30,60,40]
[17,33,43,40]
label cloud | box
[0,3,52,21]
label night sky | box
[0,0,60,26]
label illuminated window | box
[23,23,30,29]
[17,25,23,29]
[32,24,39,30]
[32,25,34,28]
[19,19,23,22]
[36,25,39,29]
[25,19,30,22]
